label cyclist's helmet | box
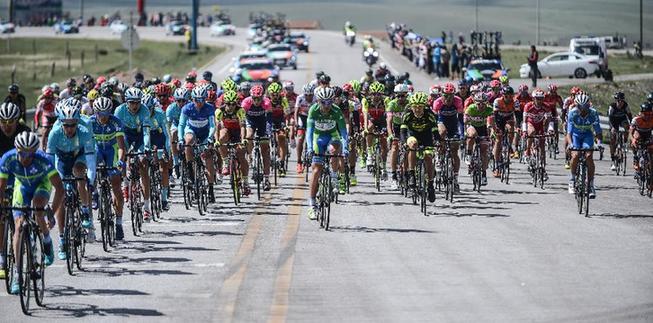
[349,80,362,94]
[394,83,409,94]
[162,74,172,83]
[501,86,515,96]
[191,86,208,100]
[408,92,428,107]
[87,89,99,101]
[93,97,113,113]
[531,89,546,99]
[442,82,456,95]
[60,100,81,121]
[470,84,481,93]
[239,81,252,93]
[267,82,282,94]
[8,84,19,94]
[548,84,558,93]
[202,70,213,81]
[65,78,76,88]
[458,80,469,89]
[517,84,528,94]
[473,92,488,103]
[302,83,316,95]
[489,80,501,89]
[50,83,60,94]
[141,94,156,110]
[42,87,54,98]
[499,75,509,85]
[369,81,385,94]
[250,85,264,98]
[646,91,653,103]
[14,131,39,151]
[155,83,171,96]
[100,87,114,99]
[574,93,591,108]
[221,78,237,92]
[641,102,652,112]
[173,88,190,101]
[318,74,331,85]
[223,91,239,104]
[342,83,354,94]
[0,102,20,120]
[315,86,335,101]
[570,86,582,95]
[283,81,295,92]
[125,87,143,102]
[614,91,625,100]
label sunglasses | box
[63,123,77,128]
[319,99,333,106]
[18,151,35,158]
[193,98,205,103]
[443,93,453,98]
[127,101,140,104]
[0,119,17,125]
[252,96,263,101]
[97,111,112,117]
[396,94,407,98]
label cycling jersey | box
[166,101,184,131]
[295,94,314,117]
[400,108,438,146]
[306,104,348,164]
[89,114,124,175]
[241,96,271,138]
[114,102,151,151]
[34,99,57,128]
[150,107,170,153]
[386,98,409,126]
[433,96,464,137]
[216,107,246,144]
[464,103,493,128]
[159,96,173,112]
[362,97,387,126]
[523,102,550,128]
[177,102,216,143]
[284,92,298,113]
[514,93,532,112]
[0,149,57,218]
[46,122,97,183]
[486,91,500,105]
[544,93,563,116]
[567,107,602,149]
[608,102,633,130]
[0,124,31,157]
[631,113,653,144]
[268,96,289,125]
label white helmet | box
[574,93,591,107]
[380,62,387,69]
[59,99,81,121]
[0,102,20,120]
[14,131,39,151]
[124,87,143,102]
[315,87,335,101]
[93,97,113,113]
[302,83,316,95]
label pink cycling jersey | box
[241,96,271,117]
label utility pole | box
[191,0,199,51]
[475,0,479,31]
[8,0,15,22]
[536,0,540,45]
[641,0,644,53]
[80,0,84,23]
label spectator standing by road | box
[451,42,460,80]
[528,45,539,87]
[441,46,451,79]
[433,43,442,79]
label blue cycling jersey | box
[46,122,97,182]
[150,108,171,152]
[567,107,602,135]
[166,101,184,130]
[177,102,216,142]
[0,149,57,191]
[89,115,124,151]
[114,102,151,150]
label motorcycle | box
[363,47,379,67]
[345,30,356,46]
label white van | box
[569,37,608,70]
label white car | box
[519,52,600,79]
[210,21,236,36]
[109,20,128,34]
[0,20,15,34]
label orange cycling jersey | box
[493,96,518,116]
[631,113,653,134]
[514,93,532,112]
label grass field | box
[559,79,653,116]
[0,38,223,107]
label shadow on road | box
[329,225,437,234]
[38,302,164,318]
[47,285,149,297]
[146,230,242,238]
[591,213,653,218]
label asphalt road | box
[0,27,652,323]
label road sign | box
[121,27,140,51]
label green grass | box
[558,79,653,116]
[499,49,653,79]
[0,37,224,107]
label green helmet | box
[223,90,238,104]
[369,81,385,94]
[267,82,282,94]
[408,91,428,107]
[221,78,237,92]
[499,75,509,85]
[349,80,362,94]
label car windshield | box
[241,62,274,70]
[469,62,502,71]
[268,47,290,52]
[573,45,600,56]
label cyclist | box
[242,85,272,190]
[456,80,471,102]
[81,89,99,116]
[513,84,532,158]
[562,87,582,131]
[433,83,464,190]
[237,82,252,103]
[216,90,249,195]
[630,102,653,175]
[544,84,563,143]
[294,84,316,174]
[385,83,409,190]
[608,92,633,171]
[155,83,173,112]
[464,92,493,186]
[283,81,298,149]
[523,89,551,179]
[178,86,217,202]
[464,84,481,109]
[0,103,31,156]
[114,87,153,221]
[167,88,190,179]
[88,97,127,240]
[566,93,602,198]
[0,132,64,293]
[143,94,171,210]
[267,82,289,177]
[400,92,438,202]
[428,85,441,107]
[306,87,348,220]
[34,87,58,151]
[499,75,510,87]
[492,86,518,177]
[486,80,502,103]
[47,100,97,255]
[362,82,388,179]
[5,84,27,122]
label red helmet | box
[532,89,545,99]
[250,85,264,97]
[429,84,441,95]
[570,86,582,95]
[442,82,456,95]
[42,88,54,98]
[518,84,529,93]
[184,82,195,91]
[207,90,217,103]
[548,84,558,93]
[171,79,182,88]
[155,83,171,96]
[96,76,106,85]
[490,80,501,88]
[342,83,353,93]
[187,71,197,79]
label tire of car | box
[574,68,587,79]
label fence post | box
[32,39,36,55]
[11,64,16,84]
[81,50,85,68]
[95,44,98,62]
[51,62,56,77]
[32,60,36,81]
[67,51,71,70]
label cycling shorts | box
[96,145,120,177]
[56,151,86,178]
[609,116,629,131]
[246,116,268,138]
[11,178,52,220]
[184,127,210,144]
[311,133,342,165]
[571,132,594,150]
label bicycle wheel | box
[17,227,31,314]
[583,169,591,217]
[419,164,427,216]
[196,162,205,216]
[446,158,455,203]
[576,165,586,215]
[374,150,381,192]
[255,150,262,200]
[99,188,109,252]
[2,216,14,294]
[32,232,45,307]
[64,206,75,275]
[74,221,85,270]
